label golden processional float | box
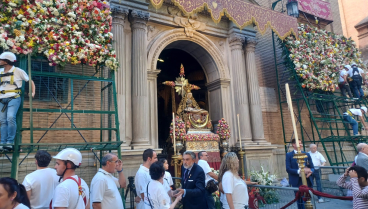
[163,64,231,185]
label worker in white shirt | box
[0,52,35,151]
[51,148,89,209]
[308,144,326,203]
[134,149,158,209]
[348,63,366,99]
[90,153,126,209]
[343,106,368,136]
[22,150,59,209]
[198,151,218,209]
[339,65,353,98]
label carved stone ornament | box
[147,25,162,42]
[228,35,245,48]
[245,37,258,52]
[111,5,129,25]
[130,10,150,30]
[173,16,206,37]
[110,5,129,16]
[167,6,198,19]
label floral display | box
[283,24,367,92]
[170,116,186,141]
[0,0,119,70]
[216,118,231,140]
[185,133,219,141]
[250,166,279,205]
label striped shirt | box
[336,175,368,209]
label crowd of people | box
[286,140,368,209]
[339,63,366,99]
[3,139,368,209]
[0,147,258,209]
[134,149,257,209]
[0,148,126,209]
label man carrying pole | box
[285,83,314,209]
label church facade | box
[110,0,344,179]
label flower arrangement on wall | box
[0,0,119,70]
[170,116,186,141]
[283,24,366,92]
[217,118,231,140]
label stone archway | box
[148,29,229,81]
[146,29,233,148]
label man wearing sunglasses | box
[90,153,127,209]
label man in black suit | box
[174,151,207,209]
[286,139,315,209]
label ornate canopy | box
[149,0,298,40]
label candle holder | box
[294,151,313,209]
[175,140,183,155]
[238,150,246,179]
[171,154,182,189]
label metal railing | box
[248,184,308,209]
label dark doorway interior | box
[157,49,207,153]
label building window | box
[24,59,69,103]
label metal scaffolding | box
[274,34,368,167]
[0,54,123,185]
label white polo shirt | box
[308,151,326,168]
[22,168,59,209]
[143,180,171,209]
[163,171,173,192]
[90,168,123,209]
[197,159,213,185]
[339,70,348,83]
[0,66,29,99]
[52,175,89,209]
[135,164,151,209]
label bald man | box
[90,153,126,209]
[308,144,326,203]
[356,143,368,171]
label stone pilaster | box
[229,35,253,144]
[245,38,266,142]
[111,6,131,145]
[130,10,150,146]
[148,69,161,148]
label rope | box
[280,185,353,209]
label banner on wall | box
[298,0,333,21]
[150,0,298,40]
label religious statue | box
[163,64,211,130]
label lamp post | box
[286,0,299,18]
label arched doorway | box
[147,30,233,150]
[157,48,208,151]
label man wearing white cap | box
[343,107,368,136]
[348,63,366,99]
[339,65,353,98]
[0,52,35,151]
[51,148,90,209]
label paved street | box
[314,199,353,209]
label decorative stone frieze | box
[173,16,206,37]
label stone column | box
[111,6,130,145]
[148,69,161,148]
[130,10,150,146]
[245,38,266,142]
[229,35,253,144]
